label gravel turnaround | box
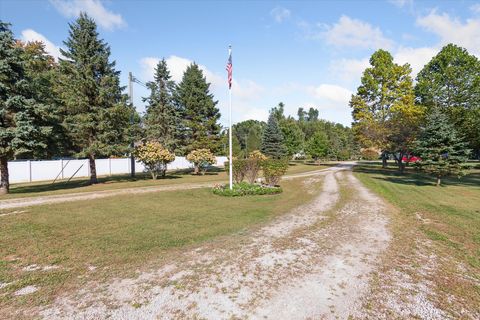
[38,163,404,319]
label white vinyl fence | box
[7,157,228,184]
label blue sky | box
[1,0,479,127]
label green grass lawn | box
[354,161,480,313]
[0,175,321,314]
[1,162,328,200]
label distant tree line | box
[229,102,359,162]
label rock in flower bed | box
[212,182,282,197]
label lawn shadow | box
[355,162,480,188]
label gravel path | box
[40,163,392,319]
[0,167,331,210]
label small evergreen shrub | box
[212,182,282,197]
[262,159,289,186]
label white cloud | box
[307,84,353,104]
[50,0,126,30]
[388,0,413,8]
[329,57,370,83]
[393,46,438,76]
[416,10,480,56]
[270,7,291,23]
[318,15,394,49]
[20,29,62,60]
[139,55,223,88]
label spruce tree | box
[261,112,287,159]
[19,40,68,158]
[0,22,52,194]
[143,59,178,151]
[175,63,221,154]
[58,13,134,184]
[415,108,470,186]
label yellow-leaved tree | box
[186,149,216,175]
[134,141,175,179]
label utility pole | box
[128,72,135,178]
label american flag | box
[226,46,232,89]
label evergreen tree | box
[175,63,221,154]
[18,40,68,158]
[0,22,54,194]
[58,13,134,184]
[261,112,287,159]
[416,44,480,158]
[143,58,178,151]
[415,109,470,186]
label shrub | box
[186,149,216,175]
[224,159,248,183]
[262,159,289,186]
[134,141,175,179]
[361,149,379,160]
[245,150,267,184]
[212,182,282,197]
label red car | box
[402,155,421,163]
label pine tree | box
[0,22,53,194]
[175,63,221,155]
[143,59,178,151]
[415,108,470,186]
[58,13,134,184]
[261,112,287,159]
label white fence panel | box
[62,159,89,180]
[31,160,61,182]
[8,161,30,183]
[6,156,226,184]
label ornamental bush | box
[262,159,289,186]
[212,182,282,197]
[134,141,175,179]
[360,149,379,161]
[245,150,267,183]
[186,149,216,175]
[224,159,248,183]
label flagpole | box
[228,45,233,190]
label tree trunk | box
[381,152,388,168]
[436,176,441,186]
[194,164,199,175]
[398,152,405,174]
[88,154,98,184]
[0,156,9,195]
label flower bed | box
[212,182,282,197]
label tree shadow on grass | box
[355,163,480,188]
[8,168,224,195]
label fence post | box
[60,159,64,180]
[28,160,32,182]
[109,158,112,176]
